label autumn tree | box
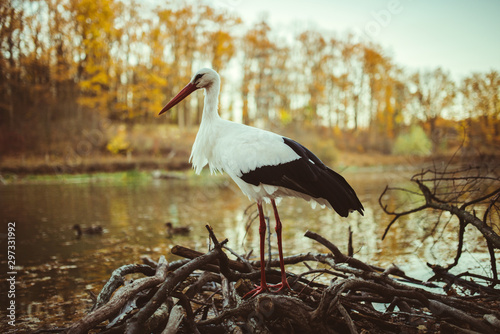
[154,4,197,129]
[331,37,367,133]
[0,0,80,153]
[109,0,167,122]
[45,0,78,122]
[240,20,276,125]
[201,7,240,73]
[197,7,240,122]
[365,47,410,152]
[69,0,117,117]
[0,0,497,159]
[0,0,26,130]
[296,30,330,125]
[409,68,456,152]
[461,70,500,147]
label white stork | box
[159,68,364,297]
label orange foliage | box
[0,0,498,157]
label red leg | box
[269,199,292,292]
[243,201,269,298]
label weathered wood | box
[92,263,156,311]
[161,305,183,334]
[171,245,252,273]
[125,248,221,334]
[65,256,168,334]
[304,230,375,272]
[59,230,499,334]
[416,179,500,249]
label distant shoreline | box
[0,154,191,176]
[1,151,497,178]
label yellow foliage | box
[3,0,498,159]
[107,126,130,154]
[279,109,292,126]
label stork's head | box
[191,68,219,89]
[159,68,220,115]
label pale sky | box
[214,0,500,80]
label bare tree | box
[380,162,500,284]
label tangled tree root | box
[38,226,499,334]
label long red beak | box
[159,82,198,115]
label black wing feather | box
[240,137,364,217]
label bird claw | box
[243,280,293,298]
[242,284,270,299]
[268,280,292,293]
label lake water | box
[0,168,493,330]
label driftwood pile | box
[54,225,500,334]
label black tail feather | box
[318,167,364,217]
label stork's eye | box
[194,73,204,82]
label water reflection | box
[0,169,493,329]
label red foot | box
[268,280,292,293]
[243,283,270,298]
